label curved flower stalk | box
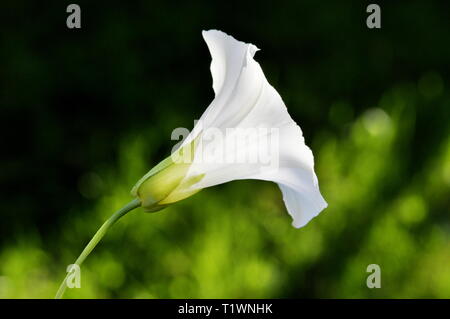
[55,30,327,298]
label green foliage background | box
[0,1,449,298]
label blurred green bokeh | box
[0,1,449,298]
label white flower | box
[132,30,327,228]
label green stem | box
[55,198,141,299]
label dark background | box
[0,1,449,298]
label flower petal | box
[181,30,261,147]
[178,30,327,228]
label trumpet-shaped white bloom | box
[57,30,329,300]
[133,30,327,228]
